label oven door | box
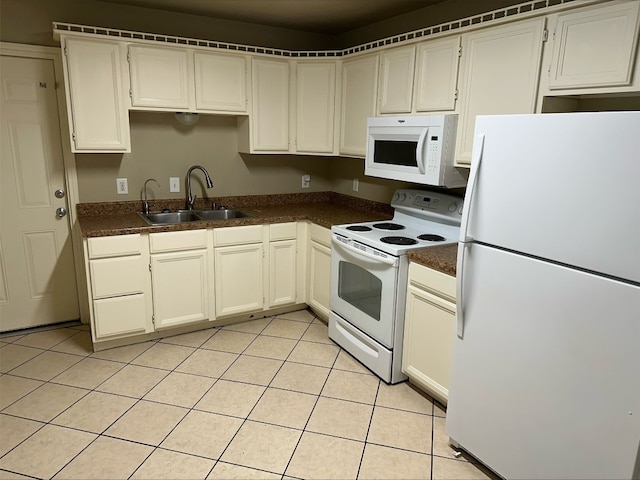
[330,235,399,348]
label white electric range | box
[329,189,463,383]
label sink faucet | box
[185,165,214,210]
[141,178,160,214]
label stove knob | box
[448,202,458,212]
[397,192,407,202]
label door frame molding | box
[1,41,88,322]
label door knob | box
[56,207,67,218]
[54,189,65,198]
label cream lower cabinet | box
[403,262,456,405]
[307,223,331,320]
[213,225,264,317]
[268,223,297,308]
[85,234,151,342]
[149,229,212,329]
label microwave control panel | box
[425,127,443,178]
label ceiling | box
[95,0,450,35]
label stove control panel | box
[391,189,463,226]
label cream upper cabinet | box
[194,51,248,112]
[403,262,456,405]
[339,54,379,157]
[295,61,337,154]
[414,36,461,112]
[307,223,331,321]
[378,45,416,114]
[239,57,290,153]
[456,18,546,165]
[128,45,192,109]
[149,230,212,329]
[61,36,130,152]
[548,1,640,90]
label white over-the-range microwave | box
[365,114,467,188]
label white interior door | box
[0,55,79,331]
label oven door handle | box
[332,236,397,266]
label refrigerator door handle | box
[456,133,485,338]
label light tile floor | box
[0,309,496,480]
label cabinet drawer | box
[93,294,147,339]
[149,229,207,253]
[87,234,142,259]
[408,262,456,301]
[309,223,331,247]
[90,256,145,299]
[214,225,263,246]
[269,222,297,241]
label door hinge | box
[454,89,459,100]
[130,89,133,99]
[54,81,60,90]
[149,263,152,271]
[127,52,130,63]
[542,29,549,42]
[151,314,155,326]
[63,47,68,57]
[72,132,76,142]
[458,46,462,57]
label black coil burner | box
[373,222,405,231]
[381,236,418,246]
[346,225,373,232]
[418,234,446,242]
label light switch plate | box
[169,177,180,192]
[353,178,359,192]
[302,174,310,189]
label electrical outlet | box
[116,178,128,194]
[302,174,310,189]
[353,178,359,192]
[169,177,180,193]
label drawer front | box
[93,294,147,339]
[87,234,142,258]
[90,256,145,299]
[149,229,207,253]
[408,261,456,301]
[309,223,331,247]
[214,225,263,246]
[269,222,297,241]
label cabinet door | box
[549,1,640,89]
[62,37,130,152]
[251,58,290,151]
[339,54,379,157]
[403,283,455,405]
[308,240,331,320]
[378,45,416,114]
[269,239,296,308]
[194,52,247,112]
[151,249,209,329]
[296,62,336,154]
[414,36,461,112]
[128,45,191,109]
[456,18,545,165]
[214,243,263,317]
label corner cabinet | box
[339,54,379,157]
[455,18,545,165]
[148,229,212,329]
[403,262,456,405]
[307,223,332,320]
[61,36,130,152]
[548,1,640,90]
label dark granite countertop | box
[78,191,458,276]
[407,244,458,277]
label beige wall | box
[0,0,335,50]
[76,112,338,203]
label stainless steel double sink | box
[138,209,251,225]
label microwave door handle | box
[416,127,429,174]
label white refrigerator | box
[446,112,640,479]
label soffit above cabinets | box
[93,0,448,35]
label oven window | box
[373,140,417,167]
[338,261,382,321]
